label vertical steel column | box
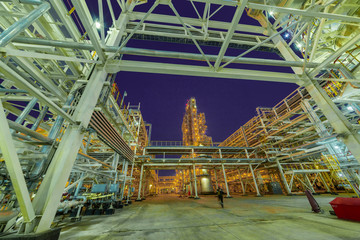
[127,114,142,203]
[249,164,261,197]
[126,162,134,204]
[222,163,231,198]
[189,168,193,197]
[112,154,119,184]
[142,170,146,199]
[213,168,219,190]
[119,159,127,201]
[32,67,112,233]
[0,2,50,47]
[136,163,144,201]
[193,164,199,199]
[0,101,35,222]
[237,168,246,195]
[276,160,291,195]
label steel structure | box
[0,0,360,237]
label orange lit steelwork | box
[182,98,212,147]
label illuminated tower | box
[182,98,212,146]
[182,98,214,195]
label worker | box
[217,187,224,208]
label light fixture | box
[296,42,302,48]
[95,21,101,29]
[284,33,289,38]
[269,11,274,16]
[347,106,353,111]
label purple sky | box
[85,1,298,176]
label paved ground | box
[59,193,360,240]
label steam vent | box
[1,1,360,239]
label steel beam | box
[31,66,110,233]
[71,0,105,62]
[0,2,50,47]
[214,0,247,70]
[106,60,300,84]
[0,61,75,124]
[0,101,35,222]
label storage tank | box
[200,169,214,194]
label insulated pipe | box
[0,2,50,47]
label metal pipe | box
[0,88,28,93]
[15,97,37,124]
[0,0,43,4]
[8,120,52,143]
[31,106,48,131]
[0,2,50,47]
[29,93,75,179]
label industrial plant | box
[0,0,360,239]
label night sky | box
[85,1,298,173]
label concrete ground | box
[59,193,360,240]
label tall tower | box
[182,98,214,195]
[182,98,212,146]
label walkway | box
[60,193,360,240]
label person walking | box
[217,187,224,208]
